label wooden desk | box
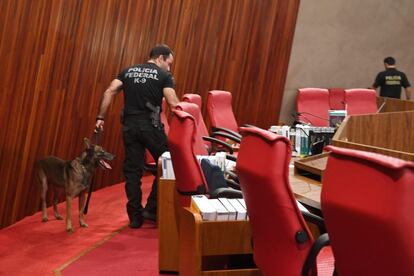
[158,178,179,273]
[179,207,260,276]
[158,168,323,273]
[158,177,260,275]
[290,166,322,210]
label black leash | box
[83,128,101,215]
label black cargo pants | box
[122,118,168,222]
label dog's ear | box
[84,137,92,148]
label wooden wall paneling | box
[0,0,299,228]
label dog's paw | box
[41,217,48,223]
[55,215,63,220]
[66,227,74,233]
[80,222,89,228]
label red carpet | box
[0,176,157,275]
[62,222,161,275]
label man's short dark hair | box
[384,56,396,65]
[149,44,173,60]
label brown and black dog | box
[37,138,114,232]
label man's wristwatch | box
[96,116,104,121]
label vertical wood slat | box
[0,0,299,228]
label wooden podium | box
[332,110,414,161]
[330,97,414,161]
[377,96,414,113]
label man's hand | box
[405,87,412,101]
[95,119,104,133]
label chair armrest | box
[225,179,241,190]
[202,136,234,154]
[210,187,243,199]
[211,127,242,140]
[301,211,326,234]
[225,170,239,182]
[301,233,330,276]
[241,124,257,128]
[211,131,241,144]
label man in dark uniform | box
[372,56,411,100]
[95,44,179,228]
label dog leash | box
[83,128,101,215]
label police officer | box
[95,44,179,228]
[372,57,412,100]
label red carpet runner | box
[62,222,159,275]
[0,176,163,275]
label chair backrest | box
[296,88,330,127]
[207,90,238,132]
[344,88,378,115]
[322,146,414,275]
[182,93,202,110]
[328,88,345,110]
[175,101,211,152]
[237,127,315,275]
[168,110,209,207]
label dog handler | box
[95,44,179,228]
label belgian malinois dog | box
[37,138,114,232]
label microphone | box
[296,112,329,124]
[290,113,310,126]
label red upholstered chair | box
[168,109,241,207]
[328,88,345,110]
[344,88,378,115]
[236,127,334,276]
[178,98,211,151]
[296,88,330,127]
[207,90,241,139]
[322,146,414,276]
[168,109,208,207]
[182,93,202,110]
[175,102,237,154]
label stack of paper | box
[191,195,217,221]
[209,199,230,221]
[228,199,247,220]
[218,198,237,220]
